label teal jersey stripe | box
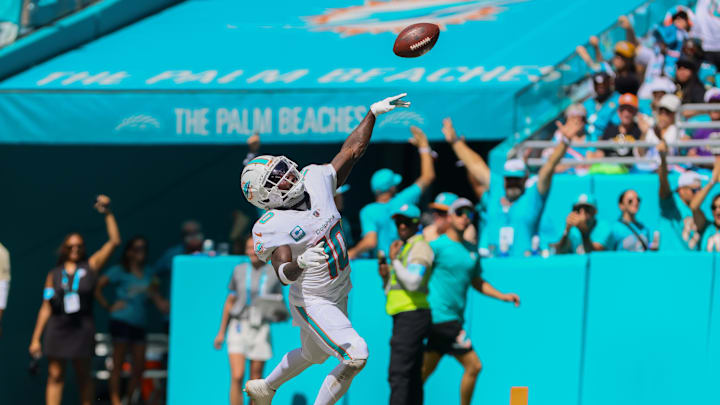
[295,306,351,360]
[248,158,269,165]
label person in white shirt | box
[0,242,9,336]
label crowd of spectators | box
[0,0,100,48]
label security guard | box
[379,203,434,405]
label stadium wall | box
[171,252,718,405]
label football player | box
[239,93,409,405]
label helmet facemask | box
[262,157,306,209]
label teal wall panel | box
[581,252,714,405]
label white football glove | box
[370,93,410,116]
[297,242,329,269]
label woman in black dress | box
[29,195,121,405]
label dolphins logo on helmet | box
[240,155,306,210]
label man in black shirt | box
[601,93,642,157]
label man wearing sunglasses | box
[606,190,659,251]
[423,198,520,405]
[657,140,720,250]
[423,192,474,243]
[555,194,610,254]
[443,118,568,257]
[378,204,433,405]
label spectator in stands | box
[685,159,720,251]
[642,25,684,90]
[695,0,720,69]
[700,193,720,251]
[349,126,435,258]
[153,219,203,327]
[0,242,8,337]
[423,192,458,242]
[636,94,684,172]
[378,204,434,405]
[444,118,569,257]
[657,141,711,250]
[95,236,168,405]
[598,93,642,162]
[682,38,717,86]
[29,195,121,405]
[334,184,354,247]
[583,72,619,139]
[690,88,720,156]
[606,190,659,251]
[214,236,284,405]
[554,194,609,254]
[675,55,707,107]
[422,198,519,405]
[640,76,677,117]
[545,104,594,175]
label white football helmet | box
[240,155,306,210]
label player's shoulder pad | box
[251,210,292,262]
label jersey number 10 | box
[321,221,349,279]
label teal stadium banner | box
[0,0,646,144]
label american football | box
[393,22,440,58]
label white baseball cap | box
[677,171,703,189]
[658,94,681,113]
[647,76,677,94]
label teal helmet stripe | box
[248,158,270,165]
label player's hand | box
[297,242,329,269]
[370,93,410,116]
[247,131,261,153]
[213,333,225,350]
[94,195,111,214]
[409,126,430,148]
[389,240,404,261]
[503,293,520,307]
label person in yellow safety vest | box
[378,203,434,405]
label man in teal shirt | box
[349,126,435,258]
[607,190,659,251]
[656,141,717,251]
[555,194,611,254]
[423,198,520,405]
[443,117,572,257]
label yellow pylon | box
[510,386,528,405]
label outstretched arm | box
[88,195,122,271]
[536,121,575,196]
[658,141,671,199]
[409,126,436,190]
[443,118,491,186]
[471,277,520,306]
[331,94,410,187]
[690,157,720,232]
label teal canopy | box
[0,0,643,144]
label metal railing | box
[520,139,720,167]
[677,104,720,129]
[511,0,695,142]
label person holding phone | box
[28,195,121,405]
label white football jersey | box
[252,164,352,306]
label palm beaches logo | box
[305,0,527,36]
